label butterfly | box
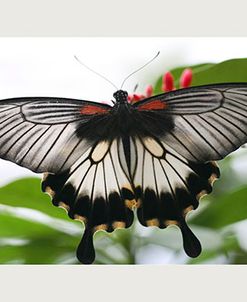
[0,82,247,264]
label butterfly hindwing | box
[42,138,135,264]
[131,136,220,257]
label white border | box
[1,265,247,301]
[0,0,247,301]
[0,0,246,36]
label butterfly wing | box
[131,136,220,257]
[0,96,137,264]
[134,83,247,162]
[42,138,135,264]
[132,83,247,257]
[0,97,111,173]
[2,83,247,263]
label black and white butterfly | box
[0,83,247,264]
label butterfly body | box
[76,90,173,142]
[0,83,247,263]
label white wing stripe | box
[167,132,200,161]
[2,123,36,156]
[198,114,237,148]
[181,116,222,157]
[215,111,247,137]
[35,123,70,170]
[158,159,175,197]
[18,125,52,164]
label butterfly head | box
[113,90,128,104]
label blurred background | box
[0,37,247,264]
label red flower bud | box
[162,72,174,92]
[128,94,143,104]
[180,68,192,88]
[145,85,153,97]
[133,94,142,101]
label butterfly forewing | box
[0,97,112,173]
[134,83,247,162]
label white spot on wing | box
[91,140,110,162]
[142,137,164,157]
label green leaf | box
[0,238,78,264]
[191,186,247,229]
[0,177,72,221]
[154,58,247,94]
[192,58,247,85]
[0,212,67,237]
[0,212,81,263]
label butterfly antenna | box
[120,51,160,89]
[74,55,118,90]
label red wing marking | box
[80,104,110,115]
[137,99,168,111]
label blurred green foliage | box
[0,58,247,264]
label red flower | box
[162,72,175,92]
[128,68,193,104]
[145,84,153,97]
[179,68,193,89]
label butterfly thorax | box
[113,90,128,104]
